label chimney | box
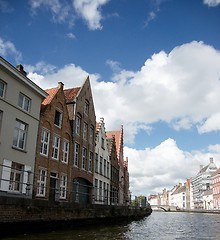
[58,82,64,89]
[210,157,214,163]
[16,64,26,76]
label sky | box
[1,0,220,197]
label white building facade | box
[94,118,111,204]
[191,157,217,209]
[0,57,47,198]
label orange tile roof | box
[41,87,59,107]
[64,87,80,103]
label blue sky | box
[1,0,220,196]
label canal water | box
[3,211,220,240]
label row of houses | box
[148,157,220,210]
[0,56,130,206]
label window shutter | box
[0,159,12,191]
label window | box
[104,159,107,177]
[13,120,28,150]
[0,80,6,98]
[89,152,93,172]
[89,126,94,144]
[99,180,102,201]
[75,116,81,135]
[107,162,110,178]
[101,137,105,149]
[62,140,69,164]
[83,122,88,141]
[94,178,98,200]
[60,174,67,199]
[100,156,103,175]
[40,129,50,156]
[37,169,47,196]
[18,93,31,112]
[9,162,23,192]
[74,142,80,166]
[95,153,98,173]
[84,100,89,115]
[82,147,87,170]
[52,135,60,160]
[54,109,62,127]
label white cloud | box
[29,0,74,25]
[0,37,22,62]
[198,113,220,133]
[125,139,220,196]
[203,0,220,7]
[73,0,109,30]
[66,32,76,39]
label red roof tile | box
[41,87,59,107]
[64,87,80,102]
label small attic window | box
[54,109,62,128]
[84,100,89,115]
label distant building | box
[0,57,47,198]
[191,157,217,209]
[212,167,220,209]
[94,117,110,204]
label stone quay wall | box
[0,196,152,236]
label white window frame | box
[18,92,31,112]
[60,174,67,199]
[82,147,87,170]
[74,142,80,167]
[62,139,69,164]
[40,128,50,156]
[0,79,6,98]
[54,109,62,128]
[52,135,60,160]
[9,162,23,193]
[75,116,81,135]
[13,119,28,150]
[37,169,47,197]
[83,122,88,141]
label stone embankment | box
[0,196,152,236]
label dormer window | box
[18,93,31,112]
[54,109,62,128]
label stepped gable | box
[106,128,123,159]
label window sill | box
[12,146,27,153]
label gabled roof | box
[64,87,81,103]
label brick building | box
[106,134,119,205]
[212,167,220,209]
[64,76,96,204]
[34,82,73,202]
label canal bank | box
[0,196,152,237]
